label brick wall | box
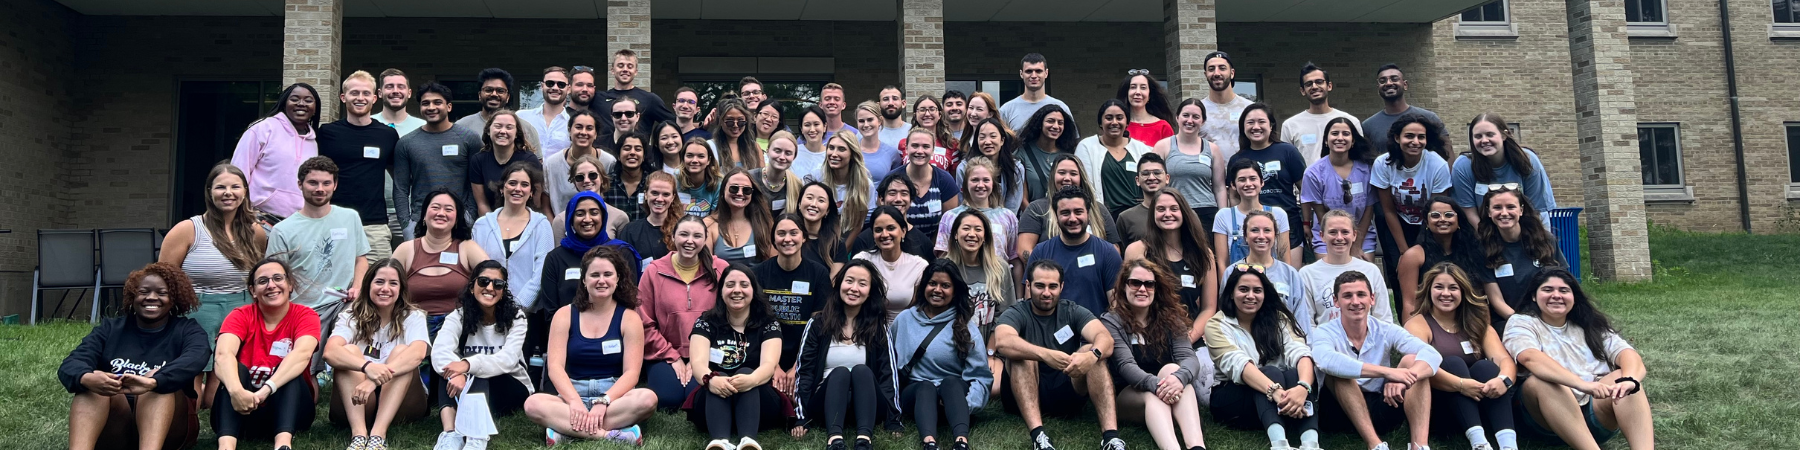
[1218,22,1437,128]
[647,20,900,108]
[1621,0,1738,231]
[0,0,79,318]
[1724,0,1800,232]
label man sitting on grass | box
[994,260,1127,450]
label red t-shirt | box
[1128,120,1175,148]
[219,303,321,388]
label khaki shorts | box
[363,224,393,261]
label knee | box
[1469,359,1500,381]
[1009,359,1038,377]
[1257,365,1285,382]
[1437,357,1471,377]
[850,364,875,380]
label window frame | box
[1637,122,1691,202]
[1625,0,1677,38]
[1774,0,1800,39]
[1785,122,1800,199]
[1455,0,1519,39]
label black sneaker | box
[827,438,848,450]
[952,440,971,450]
[922,440,940,450]
[1032,432,1057,450]
[855,437,873,450]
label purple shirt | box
[1299,158,1377,254]
[231,116,319,218]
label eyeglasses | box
[1485,183,1520,192]
[1341,179,1354,205]
[1124,278,1158,289]
[570,172,601,183]
[741,89,764,96]
[676,98,698,105]
[255,274,287,286]
[1127,69,1150,76]
[727,185,756,195]
[1233,263,1265,274]
[542,80,567,88]
[1138,169,1166,177]
[481,87,508,94]
[613,111,638,119]
[1427,210,1458,220]
[477,277,507,289]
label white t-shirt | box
[1200,95,1253,160]
[1280,109,1361,168]
[332,308,430,364]
[1368,151,1452,226]
[1295,258,1392,330]
[824,340,868,374]
[793,143,829,184]
[1503,315,1634,404]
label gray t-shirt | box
[394,125,482,225]
[995,299,1097,355]
[1000,95,1073,133]
[267,206,371,309]
[879,124,913,153]
[961,263,1016,339]
[1361,106,1446,156]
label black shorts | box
[1000,366,1085,417]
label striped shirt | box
[181,216,249,295]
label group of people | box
[57,48,1654,450]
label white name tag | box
[1077,254,1096,268]
[709,348,725,364]
[641,257,654,271]
[1349,183,1365,195]
[442,145,459,156]
[601,339,623,355]
[330,228,348,240]
[1181,274,1196,288]
[1230,110,1242,121]
[1054,325,1075,345]
[934,147,947,157]
[553,130,569,140]
[925,199,942,212]
[1274,281,1291,298]
[564,268,581,280]
[1130,334,1144,345]
[1495,263,1515,278]
[508,240,522,253]
[679,193,693,204]
[741,244,756,256]
[1460,340,1476,355]
[440,252,459,265]
[1300,134,1319,145]
[1199,153,1212,165]
[1263,161,1282,173]
[1124,161,1138,172]
[270,340,292,358]
[791,281,811,295]
[364,146,380,159]
[637,192,646,205]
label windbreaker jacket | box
[792,316,903,431]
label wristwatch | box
[1501,376,1514,389]
[597,393,613,406]
[1090,348,1103,359]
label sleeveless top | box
[1166,255,1206,320]
[713,233,757,267]
[408,239,472,316]
[1424,313,1481,365]
[566,304,627,380]
[183,215,250,294]
[1165,139,1218,208]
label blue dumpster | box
[1545,207,1583,280]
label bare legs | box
[1115,364,1206,450]
[69,391,188,450]
[523,388,660,439]
[1522,370,1654,450]
[330,370,428,439]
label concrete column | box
[282,0,343,122]
[608,0,653,86]
[1163,0,1217,102]
[1565,0,1651,281]
[898,0,945,102]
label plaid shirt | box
[606,166,650,222]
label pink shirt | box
[230,116,318,218]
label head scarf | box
[561,191,642,263]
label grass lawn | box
[3,227,1795,449]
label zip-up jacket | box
[636,255,728,362]
[791,315,903,431]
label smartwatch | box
[1090,348,1104,359]
[1501,376,1515,389]
[597,393,613,406]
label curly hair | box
[574,245,641,312]
[124,262,199,317]
[348,258,418,345]
[458,260,520,345]
[1108,259,1190,354]
[1385,113,1450,166]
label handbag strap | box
[901,321,951,377]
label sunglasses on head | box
[573,65,594,72]
[1234,263,1265,274]
[1485,183,1520,192]
[477,277,507,289]
[1127,69,1150,76]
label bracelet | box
[1296,381,1312,393]
[360,361,372,373]
[1615,377,1642,395]
[1265,383,1282,401]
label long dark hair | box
[1321,117,1376,164]
[1108,259,1189,354]
[458,260,520,346]
[1095,99,1131,138]
[412,189,474,240]
[1466,113,1535,183]
[1414,262,1491,344]
[795,182,842,265]
[1141,190,1216,286]
[715,168,776,261]
[573,246,641,312]
[1016,104,1078,153]
[1385,113,1450,166]
[819,259,889,347]
[1236,102,1280,152]
[862,205,911,243]
[1417,195,1487,271]
[1477,188,1561,270]
[709,98,762,170]
[260,82,321,132]
[202,163,263,270]
[1515,268,1618,365]
[1116,72,1175,125]
[910,259,974,355]
[648,120,683,172]
[349,258,416,345]
[700,263,777,331]
[1217,266,1306,365]
[963,117,1020,201]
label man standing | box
[1199,51,1253,161]
[1281,63,1361,168]
[267,157,371,373]
[738,76,767,110]
[1363,64,1452,159]
[376,68,426,137]
[455,68,540,150]
[1026,186,1122,315]
[394,82,483,240]
[597,49,675,138]
[519,66,572,152]
[317,71,400,260]
[877,86,913,148]
[1114,153,1169,245]
[603,98,643,152]
[941,90,971,142]
[1000,53,1074,132]
[673,87,710,141]
[995,260,1126,450]
[567,66,600,115]
[819,83,857,141]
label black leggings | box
[820,365,878,437]
[690,367,785,440]
[1210,365,1318,433]
[210,363,315,439]
[902,378,972,440]
[1433,358,1516,435]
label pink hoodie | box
[636,254,728,362]
[230,116,318,218]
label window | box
[173,80,282,222]
[1787,123,1800,198]
[946,79,1024,107]
[1625,0,1676,37]
[1232,76,1262,102]
[1457,1,1520,39]
[1638,123,1689,201]
[1775,0,1800,39]
[1461,0,1507,22]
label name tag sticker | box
[1199,153,1212,165]
[791,281,811,295]
[1263,161,1282,173]
[601,339,623,355]
[637,193,646,205]
[925,199,942,212]
[1181,274,1196,288]
[1301,134,1319,145]
[641,257,653,271]
[1460,340,1477,355]
[679,193,693,204]
[270,340,292,358]
[564,268,581,280]
[442,145,459,156]
[1130,334,1145,345]
[709,348,725,364]
[1350,183,1365,195]
[1495,263,1515,278]
[741,244,756,256]
[364,146,380,159]
[934,147,947,157]
[440,252,459,265]
[1275,281,1291,297]
[1077,254,1096,267]
[508,240,522,253]
[1054,325,1075,345]
[1124,161,1138,172]
[330,228,348,240]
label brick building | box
[3,0,1797,318]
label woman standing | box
[525,246,660,446]
[653,120,686,177]
[855,101,904,184]
[1371,114,1453,300]
[324,260,429,449]
[618,171,683,262]
[823,132,875,235]
[965,92,1003,132]
[935,157,1019,261]
[1294,210,1393,330]
[961,117,1027,211]
[639,215,730,410]
[1228,104,1307,266]
[910,95,960,173]
[61,263,206,450]
[1103,260,1208,450]
[1503,270,1654,450]
[1015,105,1080,205]
[678,138,724,218]
[231,83,320,222]
[605,130,657,222]
[891,262,992,450]
[795,182,848,271]
[712,98,763,171]
[1123,190,1220,343]
[1477,188,1566,327]
[901,129,962,239]
[1403,262,1520,450]
[532,191,641,358]
[1118,71,1177,148]
[430,260,533,450]
[1212,160,1293,271]
[791,258,904,449]
[707,168,777,266]
[1221,210,1303,315]
[1016,154,1117,261]
[688,264,788,450]
[1154,99,1227,232]
[754,102,783,150]
[794,106,832,183]
[159,163,268,401]
[473,162,555,314]
[547,111,619,216]
[212,258,321,450]
[1396,196,1502,319]
[1204,265,1319,450]
[1455,113,1556,224]
[1300,118,1377,260]
[755,130,806,215]
[1077,99,1155,219]
[469,110,544,217]
[853,207,930,323]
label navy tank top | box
[566,305,626,380]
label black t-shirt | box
[619,219,669,261]
[468,149,544,208]
[598,88,676,138]
[1166,256,1207,320]
[753,258,834,368]
[1492,238,1567,324]
[690,316,783,374]
[995,299,1097,355]
[848,226,934,261]
[1228,142,1307,211]
[317,119,400,225]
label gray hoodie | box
[889,306,993,409]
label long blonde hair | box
[823,132,871,236]
[1414,261,1492,344]
[1037,155,1108,242]
[945,210,1011,309]
[763,130,805,212]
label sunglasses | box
[542,80,567,88]
[1485,183,1520,192]
[612,111,638,119]
[1427,210,1459,220]
[1233,263,1265,274]
[1124,278,1157,289]
[477,277,507,289]
[723,118,747,127]
[1127,69,1150,76]
[573,65,594,72]
[727,185,756,195]
[1341,179,1354,205]
[570,172,601,183]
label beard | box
[882,107,902,121]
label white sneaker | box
[545,428,563,447]
[1373,443,1391,450]
[433,431,465,450]
[738,436,763,450]
[705,439,737,450]
[1270,439,1293,450]
[1298,442,1324,450]
[1473,444,1494,450]
[461,437,488,450]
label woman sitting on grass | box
[430,260,533,450]
[688,263,789,450]
[213,258,322,450]
[526,246,660,446]
[1403,262,1520,450]
[61,262,206,450]
[891,260,992,450]
[1503,269,1654,450]
[791,258,904,449]
[324,259,429,449]
[1102,259,1209,450]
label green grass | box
[3,227,1795,449]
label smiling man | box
[1310,271,1439,450]
[1280,63,1362,168]
[317,70,401,260]
[454,68,541,152]
[1199,51,1253,161]
[266,156,372,374]
[1114,153,1170,245]
[1362,64,1451,157]
[375,68,426,137]
[518,66,572,152]
[1026,186,1122,315]
[393,82,483,240]
[596,49,674,138]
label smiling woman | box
[60,262,207,450]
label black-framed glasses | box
[570,172,601,183]
[1124,278,1158,289]
[741,89,764,96]
[477,277,507,289]
[612,111,638,119]
[727,185,756,195]
[1127,69,1150,76]
[542,80,567,88]
[723,118,747,127]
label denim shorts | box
[571,378,619,408]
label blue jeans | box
[571,378,619,408]
[646,360,699,410]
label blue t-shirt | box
[864,142,905,185]
[1027,235,1122,314]
[1451,150,1556,212]
[905,167,961,238]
